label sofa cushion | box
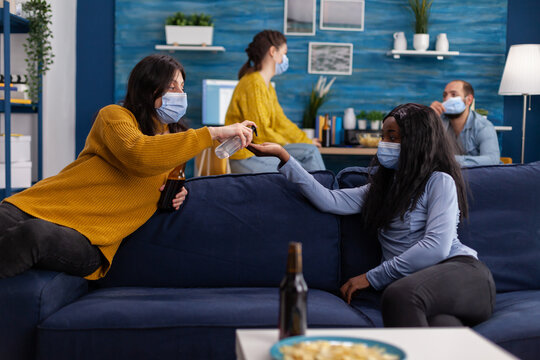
[98,171,341,292]
[474,290,540,360]
[459,162,540,292]
[37,287,372,360]
[0,270,88,360]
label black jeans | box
[0,202,104,279]
[381,255,496,327]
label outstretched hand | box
[247,143,290,163]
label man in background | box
[430,80,500,166]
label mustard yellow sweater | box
[5,105,213,280]
[224,71,311,160]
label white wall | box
[2,0,76,180]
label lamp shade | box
[499,44,540,95]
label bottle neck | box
[167,164,186,180]
[286,242,303,274]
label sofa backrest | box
[98,171,341,292]
[336,162,540,293]
[459,162,540,292]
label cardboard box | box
[0,161,32,188]
[0,135,31,163]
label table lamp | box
[498,44,540,163]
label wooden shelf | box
[387,49,460,60]
[155,45,225,52]
[319,147,377,156]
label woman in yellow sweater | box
[225,30,325,173]
[0,54,255,280]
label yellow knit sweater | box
[224,71,311,160]
[5,105,213,280]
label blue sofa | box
[1,162,539,360]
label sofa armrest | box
[0,270,88,360]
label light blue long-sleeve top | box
[441,110,500,167]
[279,157,477,290]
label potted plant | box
[302,76,336,138]
[408,0,433,51]
[356,110,367,130]
[22,0,54,104]
[165,12,214,46]
[366,110,385,131]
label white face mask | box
[275,54,289,76]
[443,96,467,115]
[377,141,401,169]
[155,92,187,124]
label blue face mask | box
[377,141,401,170]
[156,92,187,124]
[442,96,467,115]
[275,54,289,76]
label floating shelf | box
[494,126,512,132]
[155,45,226,52]
[0,13,29,33]
[387,49,460,60]
[0,100,38,113]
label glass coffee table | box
[236,328,518,360]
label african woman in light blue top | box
[249,103,496,327]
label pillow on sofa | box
[459,162,540,293]
[98,171,341,292]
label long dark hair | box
[123,54,188,135]
[361,103,468,234]
[238,30,287,79]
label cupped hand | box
[159,185,188,211]
[247,142,290,163]
[340,273,370,304]
[430,101,445,116]
[208,121,257,148]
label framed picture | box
[308,42,353,75]
[284,0,316,36]
[320,0,365,31]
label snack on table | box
[280,340,400,360]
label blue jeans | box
[230,143,326,174]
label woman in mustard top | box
[0,54,255,280]
[225,30,325,173]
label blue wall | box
[77,0,540,162]
[502,1,540,163]
[76,0,115,154]
[114,0,506,127]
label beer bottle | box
[157,164,186,211]
[322,114,331,147]
[278,242,308,340]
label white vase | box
[343,108,356,130]
[357,119,367,130]
[413,33,430,51]
[393,32,407,51]
[165,25,214,46]
[302,128,315,139]
[370,120,381,131]
[436,33,449,52]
